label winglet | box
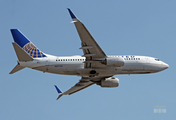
[67,8,78,23]
[54,85,62,94]
[54,85,63,100]
[67,8,77,19]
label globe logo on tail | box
[23,42,46,58]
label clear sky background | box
[1,0,175,120]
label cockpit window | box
[155,59,160,61]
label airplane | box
[10,8,169,100]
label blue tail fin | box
[10,29,46,58]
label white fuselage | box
[19,54,169,78]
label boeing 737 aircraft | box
[10,9,169,100]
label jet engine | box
[96,77,119,87]
[101,57,124,67]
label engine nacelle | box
[102,57,124,67]
[97,77,119,88]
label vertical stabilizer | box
[10,29,46,58]
[10,29,47,74]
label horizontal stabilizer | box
[12,42,33,61]
[9,63,25,74]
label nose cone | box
[163,63,169,69]
[160,62,169,71]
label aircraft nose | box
[162,62,169,70]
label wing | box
[67,8,107,60]
[54,9,110,100]
[55,77,94,100]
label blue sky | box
[1,0,175,119]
